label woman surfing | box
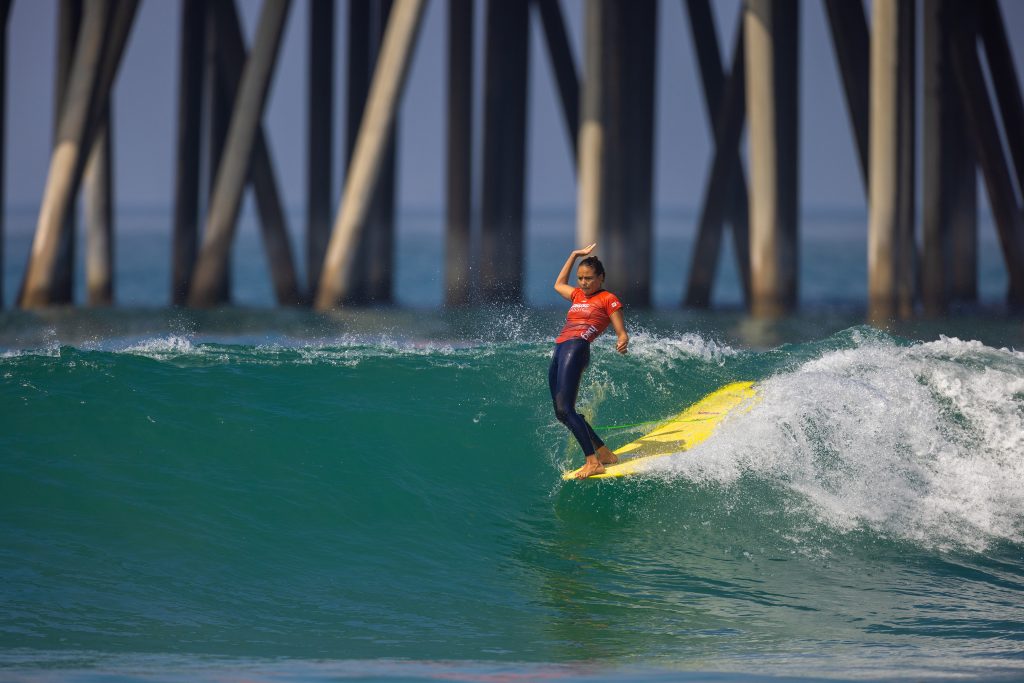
[550,243,629,478]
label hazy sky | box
[5,0,1024,214]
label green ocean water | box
[3,204,1024,680]
[2,306,1023,681]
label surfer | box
[551,243,629,478]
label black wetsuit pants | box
[549,338,605,457]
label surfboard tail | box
[561,381,757,480]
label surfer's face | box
[577,265,603,295]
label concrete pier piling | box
[85,110,113,306]
[444,0,473,308]
[346,0,397,305]
[744,0,799,318]
[950,2,1024,308]
[685,3,750,308]
[0,0,9,309]
[533,0,579,163]
[214,0,302,306]
[20,0,138,309]
[53,0,82,305]
[307,0,334,298]
[868,0,915,323]
[205,2,231,303]
[5,0,1024,317]
[978,0,1024,203]
[188,0,293,307]
[923,0,975,315]
[172,0,206,307]
[608,0,656,307]
[316,0,427,310]
[576,0,655,307]
[479,0,530,303]
[824,0,870,192]
[575,0,605,254]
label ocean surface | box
[2,207,1023,682]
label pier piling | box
[316,0,426,310]
[868,0,916,322]
[479,0,529,302]
[575,0,654,306]
[216,0,302,306]
[5,0,1024,316]
[896,0,917,319]
[444,0,473,307]
[189,0,293,307]
[533,0,579,162]
[824,0,870,192]
[205,1,230,303]
[21,0,137,308]
[0,0,9,309]
[172,0,206,306]
[744,0,799,318]
[575,0,605,252]
[685,3,751,308]
[53,0,82,304]
[347,0,397,305]
[923,0,975,315]
[307,0,334,297]
[607,0,655,306]
[978,0,1024,206]
[950,2,1024,308]
[85,110,113,306]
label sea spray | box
[649,330,1024,552]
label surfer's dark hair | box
[579,256,605,277]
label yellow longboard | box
[561,381,757,480]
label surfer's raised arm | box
[554,243,596,301]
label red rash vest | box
[555,288,623,343]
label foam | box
[619,330,737,367]
[0,342,61,359]
[120,335,198,357]
[649,334,1024,552]
[107,333,480,367]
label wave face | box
[2,325,1023,678]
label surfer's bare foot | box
[575,455,606,479]
[596,445,618,465]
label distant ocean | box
[2,206,1023,682]
[0,204,1014,309]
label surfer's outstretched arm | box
[554,243,596,300]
